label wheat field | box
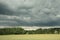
[0,34,60,40]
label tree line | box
[0,28,60,35]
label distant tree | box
[53,28,60,34]
[35,28,43,34]
[0,28,25,35]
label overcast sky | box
[0,0,60,27]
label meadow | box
[0,34,60,40]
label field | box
[0,34,60,40]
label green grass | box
[0,34,60,40]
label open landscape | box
[0,0,60,40]
[0,34,60,40]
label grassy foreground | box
[0,34,60,40]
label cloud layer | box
[0,0,60,26]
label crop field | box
[0,34,60,40]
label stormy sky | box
[0,0,60,26]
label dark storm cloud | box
[0,3,15,15]
[0,0,60,26]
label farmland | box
[0,34,60,40]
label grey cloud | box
[0,3,15,15]
[0,0,60,26]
